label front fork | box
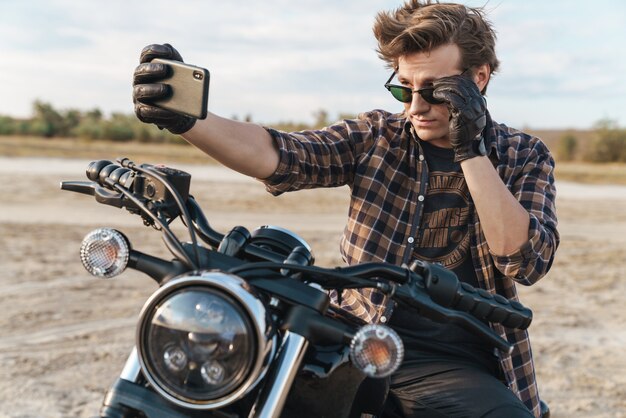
[119,347,141,382]
[99,332,310,418]
[250,331,309,418]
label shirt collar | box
[401,110,501,162]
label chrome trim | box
[252,331,309,418]
[254,225,313,253]
[136,271,272,410]
[119,347,141,382]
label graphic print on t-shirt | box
[414,171,471,270]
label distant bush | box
[583,119,626,163]
[556,133,578,161]
[101,113,135,142]
[0,116,17,135]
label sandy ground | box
[0,156,625,418]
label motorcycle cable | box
[186,196,224,248]
[119,158,201,267]
[106,180,197,270]
[228,262,398,294]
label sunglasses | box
[384,69,468,105]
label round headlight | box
[137,272,271,409]
[80,228,129,278]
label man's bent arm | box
[462,156,530,256]
[182,112,280,179]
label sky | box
[1,0,625,129]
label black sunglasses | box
[384,69,469,105]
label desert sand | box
[0,156,625,417]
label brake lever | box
[60,180,95,196]
[411,260,533,330]
[395,279,514,355]
[60,180,126,209]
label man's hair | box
[373,1,500,80]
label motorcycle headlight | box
[136,272,272,410]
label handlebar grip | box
[424,263,532,330]
[454,282,532,329]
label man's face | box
[396,43,464,148]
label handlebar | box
[413,261,532,330]
[230,260,528,354]
[393,280,515,354]
[61,158,533,354]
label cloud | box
[0,0,624,128]
[0,0,394,121]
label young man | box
[132,2,558,416]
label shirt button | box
[380,316,387,323]
[408,237,414,244]
[419,154,425,161]
[418,195,425,202]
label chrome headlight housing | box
[136,271,272,410]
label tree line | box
[0,101,185,143]
[0,101,348,144]
[2,101,625,163]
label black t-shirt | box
[390,140,497,369]
[412,141,477,288]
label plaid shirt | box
[262,109,559,417]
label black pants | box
[383,357,534,418]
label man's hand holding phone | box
[133,44,209,135]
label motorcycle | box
[61,157,537,418]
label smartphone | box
[151,58,209,119]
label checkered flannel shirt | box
[261,109,559,417]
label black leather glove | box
[433,74,487,162]
[132,43,196,135]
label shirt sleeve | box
[490,138,560,285]
[260,111,385,195]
